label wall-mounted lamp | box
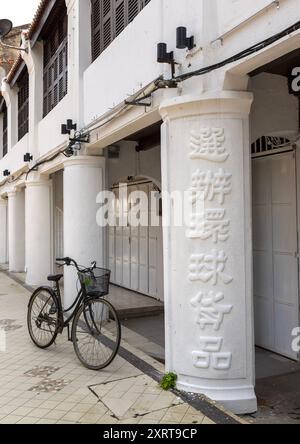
[24,153,33,162]
[61,119,77,135]
[157,43,174,64]
[3,170,10,177]
[176,27,195,50]
[157,43,176,78]
[108,145,120,159]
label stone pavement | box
[0,271,240,425]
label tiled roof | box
[6,0,49,84]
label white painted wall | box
[250,73,299,143]
[83,0,204,124]
[0,134,29,177]
[37,97,71,157]
[217,0,273,35]
[0,0,299,179]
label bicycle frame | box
[53,279,85,334]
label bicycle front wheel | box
[72,298,121,370]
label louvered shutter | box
[2,103,7,157]
[43,10,68,117]
[18,69,29,141]
[91,0,152,62]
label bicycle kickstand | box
[67,324,72,342]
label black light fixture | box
[157,43,176,78]
[60,120,89,157]
[176,27,195,50]
[61,119,77,135]
[3,169,10,177]
[157,43,174,64]
[24,153,33,162]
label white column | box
[7,189,25,272]
[65,0,92,127]
[1,81,18,151]
[159,91,257,414]
[25,176,52,286]
[63,156,105,307]
[0,198,8,264]
[0,114,3,158]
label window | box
[2,103,7,157]
[43,5,68,117]
[91,0,151,61]
[18,69,29,141]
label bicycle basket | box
[78,268,111,297]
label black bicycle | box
[27,257,121,370]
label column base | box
[177,379,257,415]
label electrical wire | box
[175,20,300,82]
[2,19,300,187]
[1,146,70,187]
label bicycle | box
[27,257,121,370]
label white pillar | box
[159,91,257,414]
[25,176,52,286]
[7,189,25,272]
[65,0,92,128]
[1,81,18,151]
[0,198,8,263]
[63,156,105,307]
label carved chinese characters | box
[188,127,233,373]
[188,209,230,243]
[190,292,233,331]
[190,129,229,162]
[190,169,232,205]
[189,251,233,285]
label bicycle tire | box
[71,298,121,370]
[27,288,59,349]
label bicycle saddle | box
[47,274,63,283]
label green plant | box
[160,372,178,391]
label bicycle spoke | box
[28,289,59,349]
[72,298,121,370]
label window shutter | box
[18,69,29,141]
[43,7,68,118]
[2,103,7,157]
[91,0,151,62]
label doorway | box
[252,148,299,360]
[109,179,164,301]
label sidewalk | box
[0,271,241,425]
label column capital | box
[63,156,105,170]
[25,173,51,188]
[159,91,253,122]
[7,189,17,199]
[0,197,7,206]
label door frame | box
[109,178,164,301]
[252,139,300,361]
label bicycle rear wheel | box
[72,298,121,370]
[27,288,59,349]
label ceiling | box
[250,48,300,78]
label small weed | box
[160,372,178,391]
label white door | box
[54,207,64,258]
[253,151,299,360]
[109,181,164,301]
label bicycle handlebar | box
[56,257,97,273]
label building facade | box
[0,0,300,414]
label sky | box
[0,0,41,27]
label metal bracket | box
[0,38,28,53]
[125,99,152,107]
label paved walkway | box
[0,271,240,425]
